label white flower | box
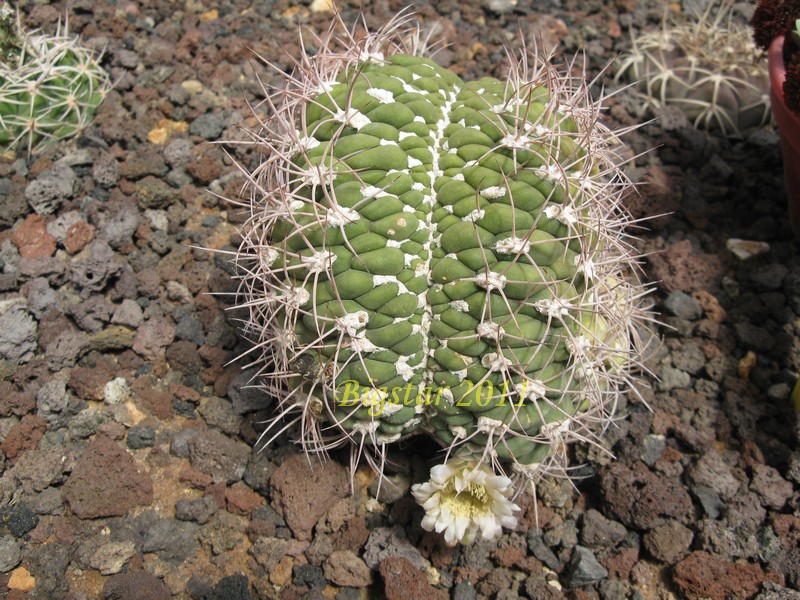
[411,459,520,545]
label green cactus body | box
[236,13,648,509]
[0,4,111,155]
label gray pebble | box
[24,163,76,215]
[141,517,199,563]
[175,495,217,525]
[564,545,608,588]
[22,277,58,319]
[175,313,205,344]
[656,365,691,391]
[163,138,194,167]
[363,526,431,571]
[453,581,478,600]
[228,370,269,415]
[581,509,628,548]
[187,428,250,483]
[0,298,38,364]
[0,536,23,572]
[112,299,144,328]
[198,397,241,435]
[527,530,560,570]
[127,425,155,449]
[170,428,200,458]
[36,379,69,417]
[663,291,702,320]
[671,342,706,375]
[93,154,120,187]
[100,201,140,249]
[69,408,108,439]
[25,486,64,516]
[68,296,114,332]
[190,112,226,140]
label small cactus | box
[0,1,112,156]
[615,0,771,136]
[231,11,650,544]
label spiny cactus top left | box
[232,12,651,546]
[0,2,112,156]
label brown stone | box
[324,550,373,587]
[331,516,371,553]
[225,482,264,516]
[673,551,781,600]
[10,214,56,259]
[63,220,95,255]
[643,521,693,564]
[379,557,447,600]
[0,381,35,417]
[130,378,173,419]
[647,239,724,294]
[270,454,349,541]
[68,363,116,401]
[600,461,693,529]
[1,414,47,461]
[132,315,175,360]
[102,571,170,600]
[63,435,153,518]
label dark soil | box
[1,0,799,599]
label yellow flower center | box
[439,478,490,518]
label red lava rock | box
[225,482,264,515]
[672,551,781,600]
[63,220,95,255]
[270,454,349,541]
[102,570,171,600]
[62,435,153,518]
[1,414,47,461]
[648,239,724,294]
[604,546,639,580]
[10,214,57,259]
[323,550,374,588]
[132,315,175,361]
[600,461,693,530]
[378,556,448,600]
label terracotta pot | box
[769,35,800,236]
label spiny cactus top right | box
[234,13,652,545]
[615,1,771,136]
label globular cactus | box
[0,2,112,156]
[614,0,771,136]
[233,11,650,545]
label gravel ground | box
[1,0,799,599]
